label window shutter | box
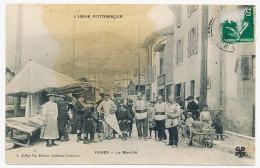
[181,82,186,103]
[241,56,251,79]
[176,40,179,63]
[182,39,183,61]
[188,31,192,57]
[191,28,194,55]
[194,25,198,54]
[174,84,178,97]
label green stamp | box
[221,6,254,43]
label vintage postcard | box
[5,3,256,165]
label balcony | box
[158,74,165,86]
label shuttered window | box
[188,25,198,57]
[159,49,164,75]
[241,55,254,80]
[176,38,183,64]
[190,80,195,97]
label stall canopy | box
[6,61,77,95]
[6,61,77,117]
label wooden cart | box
[177,121,215,148]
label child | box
[148,102,157,139]
[82,101,97,144]
[186,112,194,127]
[212,113,224,140]
[118,104,132,140]
[200,105,212,125]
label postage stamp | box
[221,6,254,43]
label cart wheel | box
[178,125,192,148]
[200,135,214,148]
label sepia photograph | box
[4,3,256,165]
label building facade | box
[143,5,255,136]
[142,26,174,102]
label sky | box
[6,4,174,87]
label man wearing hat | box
[40,93,60,147]
[97,93,118,140]
[132,92,148,140]
[187,96,199,120]
[165,95,181,147]
[54,94,70,141]
[154,95,167,142]
[74,94,85,142]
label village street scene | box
[5,4,255,165]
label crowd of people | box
[40,91,224,148]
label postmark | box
[208,17,236,53]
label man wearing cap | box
[74,94,85,142]
[165,95,181,147]
[97,94,118,140]
[54,95,70,141]
[154,95,167,142]
[132,92,148,140]
[187,96,199,120]
[40,93,60,147]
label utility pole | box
[199,5,209,111]
[14,4,23,117]
[138,23,141,92]
[89,56,91,81]
[72,18,75,79]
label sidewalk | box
[213,132,255,158]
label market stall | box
[5,60,77,147]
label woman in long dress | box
[40,94,59,147]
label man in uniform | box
[74,94,85,142]
[55,95,70,141]
[132,92,148,141]
[165,95,181,147]
[154,95,167,142]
